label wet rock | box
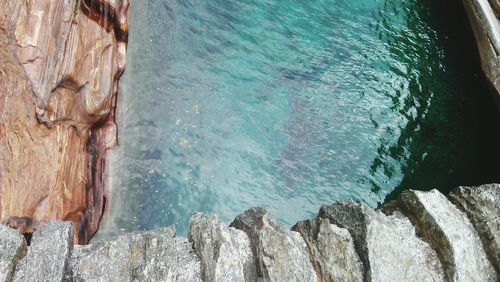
[448,184,500,277]
[188,213,256,282]
[230,207,317,281]
[292,217,363,282]
[68,226,202,281]
[397,189,496,281]
[13,221,73,282]
[0,225,26,282]
[319,201,444,282]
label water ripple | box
[95,0,500,238]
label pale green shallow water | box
[96,0,500,238]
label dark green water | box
[95,0,500,238]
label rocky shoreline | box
[0,184,498,281]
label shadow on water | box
[379,0,500,204]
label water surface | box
[96,0,500,238]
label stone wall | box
[0,184,498,281]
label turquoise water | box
[96,0,500,238]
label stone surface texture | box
[448,184,500,275]
[68,226,202,282]
[188,213,256,282]
[292,217,363,282]
[397,189,497,281]
[0,185,499,281]
[319,201,444,282]
[230,207,317,281]
[0,0,129,243]
[0,225,26,282]
[13,221,73,282]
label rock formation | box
[315,202,443,281]
[230,207,317,281]
[386,189,496,281]
[0,184,498,281]
[69,226,202,281]
[462,0,500,109]
[189,213,256,282]
[292,217,363,281]
[0,225,26,282]
[448,184,500,275]
[0,0,129,243]
[13,222,73,282]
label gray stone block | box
[0,225,26,282]
[13,221,73,282]
[448,184,500,278]
[230,207,317,281]
[319,201,444,282]
[189,213,256,282]
[292,217,363,282]
[68,226,202,281]
[398,189,496,281]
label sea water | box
[95,0,500,238]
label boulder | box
[397,189,496,281]
[188,213,256,282]
[292,217,363,282]
[319,201,444,282]
[230,207,317,281]
[448,184,500,277]
[0,225,26,282]
[13,221,73,282]
[67,226,202,281]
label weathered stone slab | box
[319,201,444,282]
[292,217,363,282]
[189,213,256,282]
[397,189,496,281]
[13,221,73,282]
[448,184,500,277]
[68,226,202,281]
[230,207,317,281]
[0,225,26,282]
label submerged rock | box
[67,226,202,281]
[230,207,317,281]
[397,189,496,281]
[292,217,363,282]
[448,184,500,275]
[0,225,26,282]
[188,213,256,282]
[0,0,129,243]
[319,201,444,282]
[13,221,73,282]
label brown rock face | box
[0,0,129,243]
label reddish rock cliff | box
[0,0,128,243]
